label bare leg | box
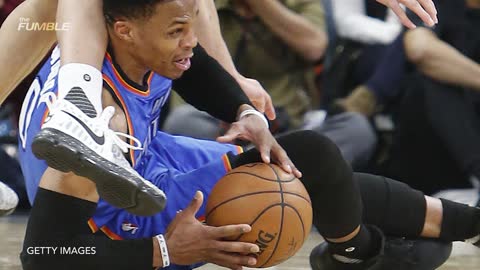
[0,0,57,103]
[55,0,106,110]
[325,226,361,243]
[421,196,443,238]
[194,0,275,119]
[195,0,236,75]
[56,0,106,70]
[404,27,480,91]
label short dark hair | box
[103,0,169,25]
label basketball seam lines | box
[285,204,306,244]
[231,203,284,242]
[260,163,285,268]
[205,191,311,219]
[225,171,297,183]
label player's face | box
[132,0,199,79]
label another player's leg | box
[0,0,57,102]
[30,0,166,214]
[310,173,480,270]
[229,131,468,269]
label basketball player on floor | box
[19,1,480,270]
[1,0,438,215]
[3,0,277,215]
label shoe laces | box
[41,93,143,154]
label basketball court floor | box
[0,213,478,270]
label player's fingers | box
[258,144,271,164]
[271,144,301,177]
[207,224,252,238]
[212,240,260,254]
[418,0,437,23]
[210,252,257,269]
[277,144,302,178]
[217,123,247,143]
[388,1,417,29]
[217,126,242,143]
[401,0,434,26]
[263,94,276,121]
[183,191,204,216]
[216,132,239,143]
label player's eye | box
[168,28,183,37]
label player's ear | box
[112,20,135,42]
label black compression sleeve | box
[173,44,253,123]
[21,188,153,270]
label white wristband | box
[155,234,170,268]
[238,109,269,129]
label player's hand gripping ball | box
[206,163,313,268]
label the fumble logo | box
[18,17,71,31]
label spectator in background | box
[376,0,480,202]
[323,0,402,115]
[334,0,402,45]
[334,0,480,117]
[166,0,327,132]
[164,0,377,168]
[329,0,480,204]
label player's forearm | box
[57,0,107,69]
[0,0,56,103]
[173,45,252,123]
[247,0,327,61]
[195,0,240,79]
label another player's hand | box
[236,75,276,121]
[217,107,302,178]
[164,191,259,270]
[377,0,438,29]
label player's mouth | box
[173,55,193,71]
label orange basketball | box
[206,163,313,268]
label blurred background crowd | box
[1,0,480,215]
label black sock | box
[327,225,377,264]
[440,199,480,242]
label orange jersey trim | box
[88,218,99,233]
[222,146,243,172]
[105,53,153,96]
[88,218,123,240]
[100,226,124,240]
[222,154,232,172]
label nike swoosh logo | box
[63,111,105,145]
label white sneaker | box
[32,90,166,216]
[0,181,18,216]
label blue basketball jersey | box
[18,46,172,204]
[19,47,243,270]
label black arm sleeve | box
[173,44,253,123]
[21,188,153,270]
